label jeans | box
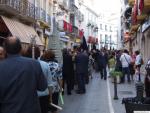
[100,66,107,80]
[121,67,130,82]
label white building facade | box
[98,13,118,50]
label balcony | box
[47,15,51,26]
[41,9,46,22]
[57,20,73,33]
[69,2,78,14]
[0,0,38,24]
[72,26,78,35]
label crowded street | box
[0,0,150,113]
[59,71,137,113]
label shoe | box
[76,90,85,94]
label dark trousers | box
[121,67,130,82]
[76,73,86,92]
[66,78,73,94]
[49,92,59,112]
[100,66,107,80]
[39,95,49,113]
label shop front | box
[0,16,44,50]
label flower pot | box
[111,76,121,84]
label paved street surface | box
[58,72,141,113]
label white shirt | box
[135,54,142,65]
[120,53,132,68]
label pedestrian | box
[0,46,6,60]
[120,49,132,83]
[41,49,62,113]
[134,50,143,81]
[100,49,108,80]
[75,48,89,94]
[115,50,122,72]
[0,36,47,113]
[62,48,74,95]
[25,45,52,113]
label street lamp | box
[30,35,36,59]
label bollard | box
[114,76,118,100]
[135,81,144,102]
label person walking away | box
[115,50,122,73]
[120,49,132,83]
[62,49,74,95]
[135,50,143,81]
[41,49,62,113]
[101,50,108,80]
[25,45,52,113]
[98,50,105,80]
[0,36,47,113]
[75,48,89,94]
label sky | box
[83,0,121,13]
[94,0,121,14]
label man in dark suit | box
[0,36,47,113]
[75,48,89,94]
[62,49,74,95]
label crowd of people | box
[0,36,150,113]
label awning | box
[1,16,44,46]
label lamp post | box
[114,76,118,100]
[30,35,36,59]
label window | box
[105,34,108,44]
[105,25,107,31]
[110,26,112,32]
[100,24,102,30]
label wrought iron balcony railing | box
[47,14,51,26]
[0,0,37,19]
[0,0,51,24]
[40,8,46,22]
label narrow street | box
[59,72,136,113]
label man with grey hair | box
[0,36,47,113]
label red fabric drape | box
[63,20,67,31]
[68,23,73,32]
[132,0,138,24]
[139,0,144,14]
[79,29,84,38]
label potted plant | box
[110,69,122,83]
